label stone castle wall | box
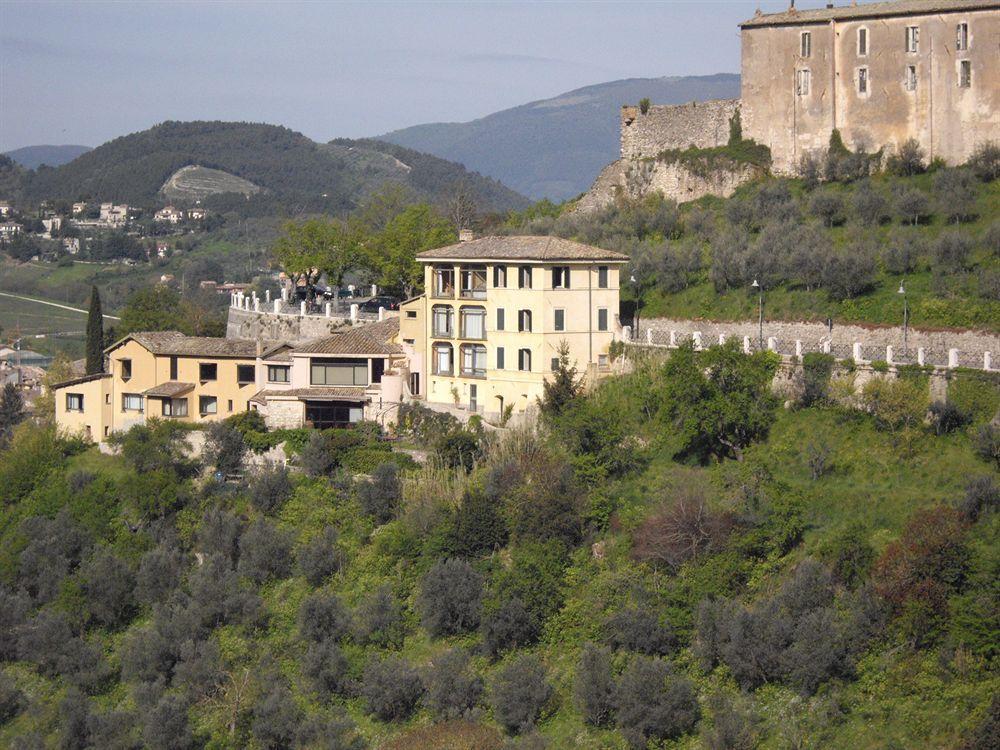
[228,307,356,342]
[620,99,740,159]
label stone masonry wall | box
[229,307,362,343]
[620,99,740,159]
[637,318,999,370]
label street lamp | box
[630,274,640,337]
[751,279,763,350]
[898,282,908,356]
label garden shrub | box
[490,654,553,735]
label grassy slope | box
[634,175,1000,331]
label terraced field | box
[160,164,261,202]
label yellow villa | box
[401,235,628,420]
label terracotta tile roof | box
[293,318,402,356]
[741,0,997,27]
[51,372,111,390]
[416,235,629,262]
[108,331,283,358]
[143,381,195,398]
[250,387,368,404]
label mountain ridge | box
[4,144,92,170]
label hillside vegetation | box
[507,143,1000,330]
[1,342,997,749]
[160,165,261,203]
[17,121,529,215]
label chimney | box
[458,229,475,242]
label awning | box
[143,381,195,398]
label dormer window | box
[800,31,811,58]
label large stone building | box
[741,0,1000,174]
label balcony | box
[432,268,455,299]
[459,267,487,300]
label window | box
[199,396,217,415]
[199,362,217,381]
[956,22,968,51]
[496,308,505,331]
[906,25,919,53]
[857,27,868,56]
[795,68,811,96]
[554,308,565,332]
[405,310,417,319]
[959,59,971,88]
[597,308,609,331]
[598,266,609,289]
[551,357,560,371]
[122,393,143,412]
[459,266,487,299]
[460,344,487,377]
[518,266,532,289]
[311,359,368,386]
[432,305,454,337]
[227,400,233,412]
[433,343,453,375]
[66,393,83,411]
[598,354,609,368]
[460,306,486,339]
[496,346,505,369]
[169,356,178,380]
[493,265,507,288]
[121,358,132,380]
[403,338,415,345]
[518,348,532,372]
[552,266,570,289]
[857,67,869,94]
[518,309,532,333]
[267,365,290,383]
[800,31,811,58]
[162,398,188,417]
[905,65,917,91]
[105,394,110,404]
[237,364,255,384]
[433,266,455,298]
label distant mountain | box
[380,73,741,201]
[19,121,530,215]
[5,144,92,170]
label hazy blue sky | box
[1,1,833,151]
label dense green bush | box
[615,656,700,749]
[489,654,553,735]
[417,558,483,637]
[361,656,424,721]
[423,648,484,721]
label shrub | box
[974,424,1000,469]
[142,693,195,750]
[417,558,483,637]
[482,597,540,659]
[893,185,930,225]
[606,606,676,656]
[615,657,700,749]
[79,548,136,629]
[436,429,482,472]
[204,421,246,476]
[355,585,406,648]
[948,376,1000,425]
[886,138,926,176]
[449,486,509,557]
[299,431,337,477]
[575,642,616,728]
[299,591,352,643]
[960,475,999,522]
[0,673,24,724]
[108,419,198,479]
[237,518,293,584]
[860,377,928,434]
[883,228,927,274]
[929,400,970,435]
[423,648,484,720]
[852,180,889,226]
[631,486,734,572]
[136,541,186,606]
[173,638,222,700]
[490,654,553,735]
[18,508,90,604]
[934,168,978,223]
[933,230,973,272]
[195,507,243,567]
[491,541,567,625]
[822,242,878,300]
[303,638,351,697]
[295,709,364,750]
[187,554,262,629]
[361,656,424,721]
[801,352,836,406]
[821,522,875,588]
[297,525,344,587]
[252,678,301,750]
[249,464,292,513]
[701,693,760,750]
[638,97,650,114]
[357,462,402,524]
[967,140,1000,182]
[809,188,845,226]
[0,586,31,660]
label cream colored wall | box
[742,9,1000,174]
[421,260,623,416]
[54,376,112,441]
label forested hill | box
[3,145,92,170]
[380,73,742,201]
[18,121,530,215]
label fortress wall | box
[620,99,740,160]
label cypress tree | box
[85,286,104,374]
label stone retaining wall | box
[635,318,999,370]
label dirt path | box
[0,291,121,320]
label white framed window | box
[460,306,486,339]
[122,393,143,412]
[162,398,188,417]
[800,31,812,58]
[597,308,609,332]
[796,68,811,96]
[554,308,565,332]
[518,348,532,372]
[905,65,917,92]
[857,27,868,57]
[958,60,971,88]
[956,22,968,51]
[432,305,454,337]
[66,393,84,411]
[460,344,487,378]
[433,343,453,375]
[857,66,869,95]
[267,365,290,383]
[905,26,919,53]
[199,396,217,416]
[598,354,609,369]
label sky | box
[1,0,836,152]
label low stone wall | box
[621,99,740,159]
[634,318,999,370]
[227,307,393,343]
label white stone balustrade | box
[948,349,959,368]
